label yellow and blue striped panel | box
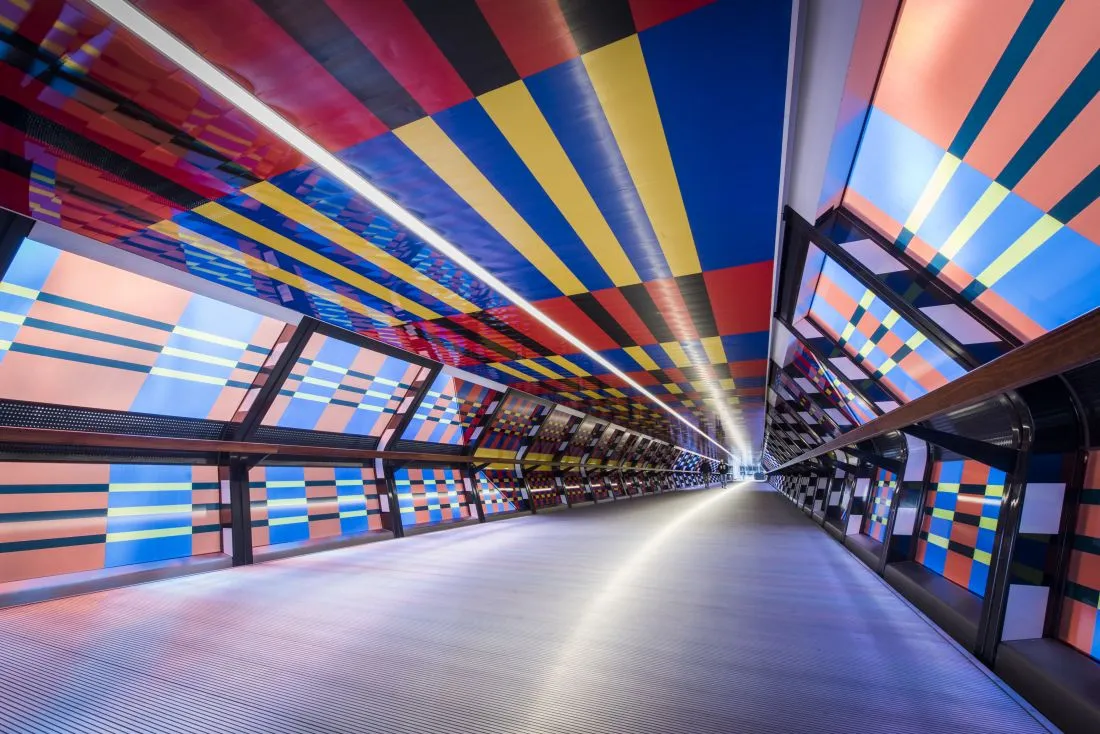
[0,462,221,584]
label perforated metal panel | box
[390,439,465,456]
[0,400,229,440]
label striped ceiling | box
[0,0,793,457]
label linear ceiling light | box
[88,0,735,461]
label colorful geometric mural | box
[916,459,1004,597]
[525,407,582,462]
[248,465,385,548]
[1060,451,1100,660]
[0,239,284,420]
[392,466,469,527]
[262,332,428,436]
[0,462,221,584]
[0,0,794,458]
[475,469,520,516]
[474,391,550,459]
[400,372,501,445]
[805,256,967,402]
[561,417,604,464]
[562,470,590,505]
[842,0,1099,342]
[526,470,560,509]
[863,468,897,543]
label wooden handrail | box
[773,307,1100,471]
[0,426,479,464]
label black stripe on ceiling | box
[0,148,33,181]
[569,292,636,347]
[0,98,209,210]
[255,0,425,129]
[675,274,720,339]
[619,284,676,343]
[467,311,552,356]
[557,0,636,55]
[430,317,519,361]
[404,0,518,96]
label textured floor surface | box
[0,483,1052,733]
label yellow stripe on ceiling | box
[940,182,1010,259]
[583,36,700,277]
[245,182,480,314]
[151,221,398,325]
[491,362,538,382]
[701,336,727,366]
[977,215,1061,287]
[903,153,961,234]
[393,118,586,296]
[479,82,639,287]
[546,355,590,377]
[624,346,659,372]
[659,341,692,369]
[193,202,440,321]
[665,383,683,394]
[516,358,563,380]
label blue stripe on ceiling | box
[172,210,388,324]
[526,57,671,283]
[913,161,993,252]
[848,108,945,229]
[720,331,769,361]
[595,348,644,374]
[215,195,464,318]
[641,344,677,370]
[268,166,508,312]
[641,0,791,271]
[993,225,1100,331]
[552,352,604,375]
[337,133,563,302]
[432,98,613,291]
[952,193,1043,277]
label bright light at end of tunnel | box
[87,0,737,460]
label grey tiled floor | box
[0,483,1052,733]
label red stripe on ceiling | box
[484,304,577,356]
[534,297,620,352]
[446,314,540,360]
[135,0,388,153]
[729,359,767,378]
[705,261,773,335]
[627,371,660,387]
[0,170,30,215]
[644,279,699,344]
[476,0,579,78]
[662,368,687,384]
[592,288,657,345]
[628,0,715,32]
[325,0,473,114]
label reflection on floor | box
[0,483,1051,733]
